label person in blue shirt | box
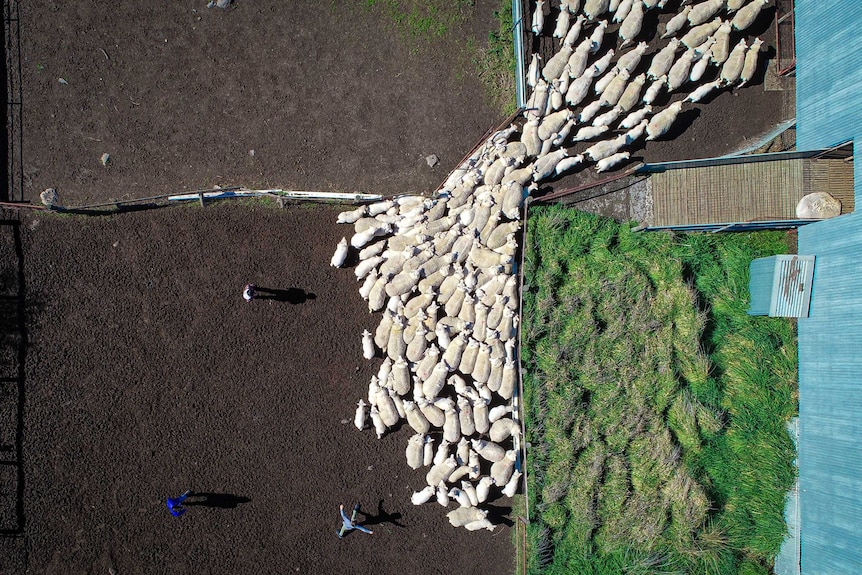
[167,491,191,517]
[337,503,373,538]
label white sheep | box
[447,506,486,527]
[405,400,432,434]
[354,399,368,431]
[578,100,604,123]
[472,438,506,462]
[503,470,523,498]
[562,14,586,47]
[584,133,629,162]
[685,79,722,103]
[436,482,450,507]
[599,69,631,107]
[443,406,462,443]
[464,518,496,531]
[423,434,435,467]
[566,41,592,78]
[476,476,496,503]
[642,74,666,104]
[330,237,348,268]
[596,151,631,172]
[406,433,425,470]
[336,205,366,224]
[688,0,724,26]
[720,38,748,85]
[613,0,633,23]
[531,0,545,35]
[588,20,608,53]
[680,17,722,50]
[646,101,684,140]
[661,6,691,38]
[620,105,652,129]
[490,450,517,485]
[583,0,609,19]
[426,455,458,487]
[710,21,733,64]
[738,38,764,87]
[593,106,623,128]
[732,0,769,31]
[618,0,644,47]
[499,359,518,400]
[411,485,435,505]
[667,49,696,92]
[542,45,574,83]
[647,38,679,80]
[615,42,647,75]
[527,54,541,89]
[461,480,479,507]
[370,405,386,439]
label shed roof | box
[796,212,862,574]
[795,0,862,203]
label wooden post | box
[199,192,205,208]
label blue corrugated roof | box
[795,0,862,203]
[797,212,862,574]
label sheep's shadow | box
[356,499,406,528]
[253,286,316,304]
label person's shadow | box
[356,499,406,528]
[254,286,316,304]
[184,492,251,509]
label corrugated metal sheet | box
[797,212,862,574]
[748,256,815,317]
[795,0,862,202]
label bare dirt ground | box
[3,1,514,573]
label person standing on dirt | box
[243,283,256,302]
[337,503,373,538]
[167,490,191,517]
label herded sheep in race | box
[423,435,434,467]
[584,133,629,162]
[616,42,648,75]
[426,455,458,487]
[646,101,684,140]
[711,21,733,64]
[361,329,375,360]
[593,106,623,128]
[667,49,696,92]
[472,438,506,462]
[336,205,366,224]
[553,7,571,40]
[436,482,449,507]
[490,450,517,485]
[476,476,496,503]
[617,73,646,112]
[447,506,487,527]
[330,237,348,267]
[613,0,633,23]
[554,154,586,177]
[662,6,691,38]
[370,405,386,439]
[689,50,712,82]
[599,69,631,107]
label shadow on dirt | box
[184,492,251,509]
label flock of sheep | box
[522,0,769,177]
[332,171,526,531]
[330,0,771,531]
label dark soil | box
[2,206,514,574]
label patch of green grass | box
[522,206,797,575]
[470,0,516,116]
